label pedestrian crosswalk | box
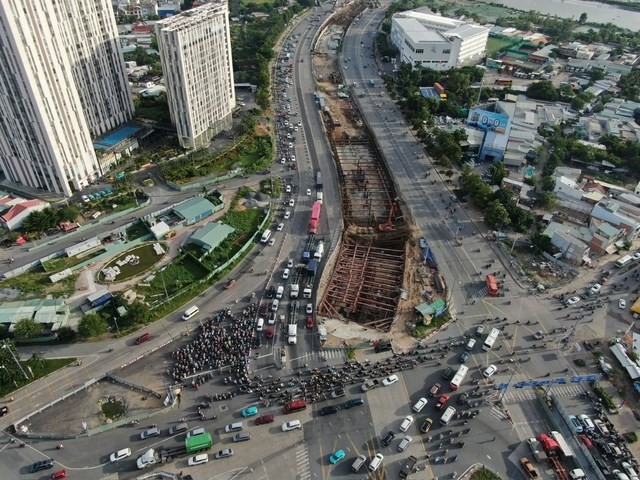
[298,348,344,362]
[500,383,585,403]
[488,404,510,421]
[296,443,311,480]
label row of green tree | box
[525,80,595,111]
[21,205,80,237]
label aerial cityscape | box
[1,0,640,479]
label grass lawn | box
[144,256,209,297]
[2,266,78,298]
[98,243,167,283]
[126,222,150,241]
[471,468,503,480]
[486,37,514,56]
[0,357,75,397]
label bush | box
[56,327,77,343]
[78,313,109,338]
[593,384,616,410]
[624,431,638,443]
[574,358,586,367]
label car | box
[286,258,294,268]
[534,331,544,340]
[420,418,433,433]
[297,121,302,127]
[30,459,55,473]
[397,435,412,452]
[214,449,233,460]
[331,388,346,398]
[319,405,338,416]
[284,211,291,220]
[282,268,290,280]
[277,222,284,231]
[380,431,395,447]
[436,394,451,409]
[188,453,210,465]
[306,303,313,314]
[268,238,275,246]
[224,279,236,289]
[412,397,428,413]
[622,462,639,479]
[568,415,583,433]
[382,374,399,387]
[590,283,602,295]
[241,406,258,417]
[456,393,468,405]
[282,420,302,431]
[109,448,132,463]
[306,188,311,196]
[225,422,243,433]
[49,471,68,480]
[566,296,580,305]
[459,352,469,363]
[475,325,485,337]
[285,185,292,193]
[306,315,314,329]
[0,406,8,416]
[140,427,161,439]
[578,434,593,448]
[429,383,442,396]
[619,298,627,309]
[442,367,454,380]
[289,199,295,207]
[344,398,364,409]
[613,470,632,480]
[399,415,414,432]
[255,415,274,425]
[483,365,498,378]
[329,449,346,464]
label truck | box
[303,260,317,298]
[290,284,299,299]
[520,457,539,479]
[290,268,302,299]
[316,192,323,203]
[526,438,548,463]
[288,324,297,345]
[309,201,322,234]
[137,433,212,469]
[318,325,327,342]
[314,241,324,261]
[316,172,323,190]
[302,237,315,263]
[361,379,380,392]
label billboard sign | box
[467,108,509,135]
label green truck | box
[137,433,213,469]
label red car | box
[255,415,274,425]
[265,327,274,339]
[224,279,236,289]
[50,471,68,480]
[306,316,314,329]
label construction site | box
[313,2,444,332]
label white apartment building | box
[390,11,489,70]
[155,2,235,149]
[0,0,134,197]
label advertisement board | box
[467,108,509,135]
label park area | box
[98,243,167,283]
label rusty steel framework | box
[320,239,404,330]
[332,138,396,227]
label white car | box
[282,420,302,431]
[306,188,311,196]
[634,253,640,261]
[619,298,627,309]
[285,185,292,193]
[306,303,313,314]
[399,415,414,432]
[81,195,90,203]
[268,238,275,246]
[289,199,295,207]
[284,211,291,220]
[566,296,580,305]
[282,268,290,280]
[622,462,639,480]
[483,364,497,378]
[590,283,602,295]
[286,259,294,268]
[382,374,399,387]
[277,223,284,231]
[291,155,296,162]
[297,122,302,127]
[188,453,209,466]
[412,397,428,413]
[110,448,132,463]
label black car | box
[319,406,338,416]
[0,406,8,416]
[458,352,469,363]
[344,398,364,409]
[456,393,468,405]
[442,368,454,380]
[30,459,54,473]
[374,341,392,353]
[265,287,275,299]
[381,431,395,447]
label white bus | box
[449,365,469,391]
[260,229,272,244]
[482,328,500,351]
[616,255,633,268]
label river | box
[488,0,640,31]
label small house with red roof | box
[0,199,50,231]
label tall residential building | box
[0,0,134,197]
[155,2,235,150]
[391,11,489,70]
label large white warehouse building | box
[390,11,489,70]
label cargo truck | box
[314,241,324,261]
[526,438,548,462]
[520,457,539,478]
[137,433,212,469]
[288,324,297,344]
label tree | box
[526,81,558,101]
[484,201,510,230]
[542,191,557,210]
[78,313,109,338]
[579,12,588,25]
[56,326,77,343]
[13,318,42,339]
[490,162,508,185]
[127,301,152,325]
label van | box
[233,432,251,442]
[440,406,456,425]
[135,333,150,345]
[187,427,205,438]
[475,325,485,337]
[368,453,384,472]
[256,318,264,331]
[351,454,366,472]
[276,286,284,299]
[182,306,199,321]
[169,422,188,435]
[465,339,476,351]
[224,422,243,433]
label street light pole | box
[2,340,29,380]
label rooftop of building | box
[393,10,487,41]
[173,196,216,220]
[155,1,226,30]
[189,222,235,250]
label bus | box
[449,365,469,391]
[486,275,499,296]
[260,229,272,244]
[615,255,633,268]
[494,78,513,86]
[283,399,307,414]
[482,328,500,351]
